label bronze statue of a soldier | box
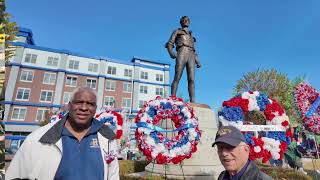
[165,16,201,103]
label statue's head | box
[180,16,190,28]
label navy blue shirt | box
[223,160,251,180]
[54,119,105,180]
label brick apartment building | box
[4,28,170,152]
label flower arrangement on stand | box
[135,96,201,164]
[218,91,292,163]
[95,106,124,139]
[50,110,67,123]
[294,82,320,135]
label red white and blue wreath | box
[95,107,124,139]
[135,96,201,164]
[50,110,67,123]
[295,82,320,135]
[218,91,293,163]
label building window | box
[105,80,116,91]
[68,60,79,70]
[43,72,56,85]
[47,57,59,66]
[40,90,53,102]
[122,98,131,109]
[66,76,77,86]
[156,74,164,82]
[107,66,116,75]
[104,96,115,107]
[140,71,148,80]
[16,88,30,100]
[20,70,33,82]
[139,100,146,108]
[36,108,49,121]
[140,85,148,94]
[86,79,97,89]
[11,107,27,120]
[123,82,132,93]
[124,69,132,77]
[156,87,164,96]
[88,63,98,72]
[24,53,37,63]
[63,92,71,104]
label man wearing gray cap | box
[212,126,272,180]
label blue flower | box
[285,137,291,145]
[218,106,244,121]
[267,132,286,142]
[172,135,189,149]
[244,133,255,145]
[147,107,157,117]
[101,117,116,129]
[160,102,166,107]
[256,93,270,111]
[150,132,160,144]
[164,102,172,109]
[195,133,200,141]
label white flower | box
[242,91,260,111]
[188,128,198,140]
[269,113,289,128]
[271,152,280,160]
[254,146,261,153]
[263,145,271,151]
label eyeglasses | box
[216,144,248,152]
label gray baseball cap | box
[212,126,245,147]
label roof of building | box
[16,27,171,67]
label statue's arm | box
[165,30,178,59]
[195,54,201,68]
[193,37,201,68]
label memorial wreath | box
[95,107,124,139]
[135,96,201,164]
[218,91,292,163]
[295,82,320,135]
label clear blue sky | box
[7,0,320,110]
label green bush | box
[255,160,312,180]
[260,167,312,180]
[119,160,150,176]
[119,160,178,180]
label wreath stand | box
[148,115,186,179]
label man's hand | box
[169,52,177,59]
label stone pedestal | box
[145,103,224,179]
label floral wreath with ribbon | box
[135,96,201,164]
[95,107,124,139]
[218,91,292,163]
[294,82,320,135]
[50,110,67,123]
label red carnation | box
[116,130,123,139]
[281,120,289,127]
[156,153,168,164]
[280,142,288,152]
[191,144,197,153]
[95,113,101,118]
[171,156,185,164]
[144,148,152,158]
[223,97,249,113]
[286,129,293,139]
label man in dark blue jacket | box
[212,126,272,180]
